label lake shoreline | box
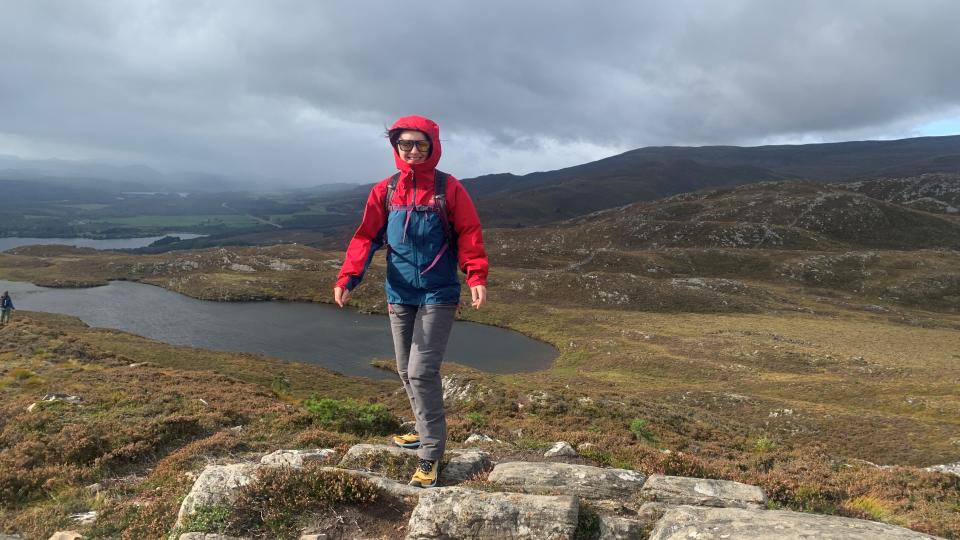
[0,277,559,380]
[0,234,208,253]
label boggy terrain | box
[1,176,959,538]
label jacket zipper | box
[411,171,422,290]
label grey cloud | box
[1,0,958,185]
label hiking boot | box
[409,459,439,488]
[392,432,421,449]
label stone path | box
[166,443,945,540]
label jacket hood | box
[390,115,442,175]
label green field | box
[57,203,112,211]
[94,214,261,228]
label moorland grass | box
[1,242,959,537]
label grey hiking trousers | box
[388,303,457,461]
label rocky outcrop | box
[641,474,767,509]
[178,534,248,540]
[464,433,497,444]
[171,445,945,540]
[925,461,960,477]
[544,441,578,458]
[405,487,578,540]
[46,533,82,540]
[443,450,493,484]
[488,461,646,501]
[260,448,337,468]
[441,375,493,403]
[337,444,490,486]
[175,463,258,531]
[26,393,83,412]
[647,505,944,539]
[320,466,422,500]
[338,443,414,466]
[597,515,647,539]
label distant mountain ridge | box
[492,175,960,251]
[463,135,960,226]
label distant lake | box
[0,235,205,252]
[0,279,557,380]
[120,191,190,197]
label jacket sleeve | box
[336,183,388,291]
[448,178,489,287]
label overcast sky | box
[2,0,959,187]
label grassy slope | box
[0,242,959,538]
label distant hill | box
[840,173,960,214]
[463,135,960,226]
[494,176,960,251]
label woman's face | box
[396,130,430,165]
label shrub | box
[753,435,777,453]
[271,373,291,397]
[629,418,657,444]
[180,504,231,534]
[842,495,895,523]
[227,464,378,539]
[302,397,399,436]
[292,428,347,449]
[465,412,487,427]
[339,449,418,481]
[10,367,35,380]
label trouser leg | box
[389,304,419,432]
[407,304,456,460]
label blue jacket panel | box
[385,207,460,306]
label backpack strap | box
[419,171,456,276]
[381,170,456,276]
[384,172,401,213]
[433,170,453,244]
[381,172,401,253]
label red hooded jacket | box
[336,115,488,301]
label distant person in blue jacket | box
[1,291,13,325]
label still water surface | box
[0,280,557,380]
[0,235,205,252]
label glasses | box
[397,140,430,152]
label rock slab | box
[641,474,767,509]
[544,441,578,458]
[338,444,491,486]
[321,467,422,500]
[598,515,646,539]
[260,448,337,468]
[178,535,249,540]
[647,505,943,540]
[175,463,257,529]
[488,461,646,500]
[340,443,415,463]
[405,486,579,540]
[442,450,492,484]
[47,534,82,540]
[925,462,960,477]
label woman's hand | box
[470,285,487,309]
[334,286,351,307]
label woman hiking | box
[334,115,489,488]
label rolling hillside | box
[464,135,960,226]
[493,176,960,251]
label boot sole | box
[393,441,421,449]
[409,478,438,488]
